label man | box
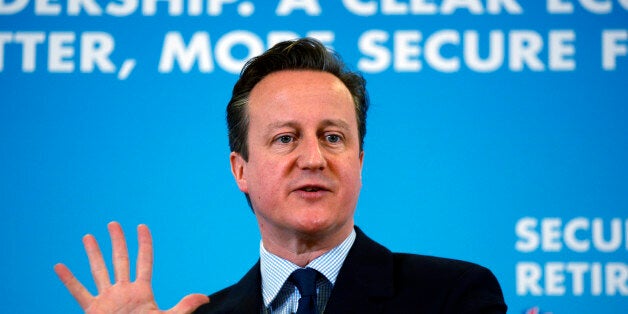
[55,38,507,313]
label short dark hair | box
[226,37,369,160]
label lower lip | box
[294,189,329,200]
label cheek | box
[338,160,363,196]
[342,157,363,179]
[246,160,284,196]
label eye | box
[326,134,342,143]
[277,135,294,144]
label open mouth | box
[301,186,322,192]
[296,184,330,193]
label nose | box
[296,136,327,170]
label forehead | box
[248,70,354,116]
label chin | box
[295,220,330,233]
[293,215,347,236]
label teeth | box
[304,187,319,192]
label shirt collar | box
[259,228,356,307]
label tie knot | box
[290,268,318,297]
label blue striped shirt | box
[260,229,356,314]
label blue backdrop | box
[1,1,627,313]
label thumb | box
[166,293,210,314]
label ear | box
[359,150,365,174]
[230,152,248,193]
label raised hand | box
[54,222,209,313]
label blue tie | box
[290,268,318,314]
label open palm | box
[54,222,209,313]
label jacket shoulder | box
[193,261,262,314]
[193,285,235,313]
[390,253,507,314]
[392,253,489,279]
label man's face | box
[230,70,364,240]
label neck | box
[260,223,354,267]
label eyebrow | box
[266,121,299,132]
[319,119,351,131]
[266,119,351,132]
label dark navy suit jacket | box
[194,227,507,314]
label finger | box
[83,234,112,292]
[108,221,131,282]
[135,224,153,283]
[166,293,210,314]
[53,263,94,310]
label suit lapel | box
[206,228,394,313]
[324,227,394,314]
[216,261,263,313]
